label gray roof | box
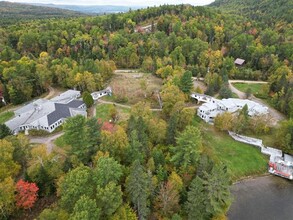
[14,99,49,115]
[47,100,84,126]
[234,58,245,65]
[51,90,81,104]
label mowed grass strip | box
[0,111,14,124]
[203,127,268,181]
[232,83,265,96]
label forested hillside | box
[0,3,292,220]
[0,1,83,26]
[0,4,292,116]
[211,0,293,23]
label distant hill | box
[211,0,293,23]
[0,1,84,26]
[30,3,144,15]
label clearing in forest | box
[104,70,163,108]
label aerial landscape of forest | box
[0,0,292,219]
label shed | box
[234,58,245,66]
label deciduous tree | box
[15,179,39,209]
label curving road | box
[228,81,286,123]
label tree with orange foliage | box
[15,180,39,209]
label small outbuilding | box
[234,58,245,66]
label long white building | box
[5,90,87,134]
[191,93,269,123]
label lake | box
[228,175,293,220]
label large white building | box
[191,93,269,123]
[5,90,86,134]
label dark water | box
[228,175,293,220]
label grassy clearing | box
[232,83,268,98]
[96,103,131,122]
[108,71,163,107]
[202,125,268,181]
[0,111,14,124]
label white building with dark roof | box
[5,90,86,134]
[191,93,269,123]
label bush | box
[29,129,50,136]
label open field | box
[201,123,268,181]
[0,111,14,124]
[232,83,268,98]
[107,70,163,108]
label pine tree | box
[186,177,207,220]
[126,160,150,220]
[203,165,231,216]
[0,124,11,139]
[82,91,94,108]
[86,118,101,157]
[179,71,193,94]
[166,113,178,145]
[171,126,202,172]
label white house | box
[192,93,269,123]
[5,90,86,134]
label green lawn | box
[0,111,14,124]
[202,126,268,181]
[96,104,114,122]
[232,83,267,97]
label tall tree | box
[93,156,123,187]
[179,71,193,94]
[70,195,100,220]
[0,124,11,139]
[126,160,150,220]
[0,177,15,219]
[96,182,123,218]
[166,113,179,145]
[203,165,231,216]
[63,115,88,163]
[186,177,207,220]
[154,181,180,218]
[171,126,202,172]
[58,166,93,212]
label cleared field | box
[0,111,14,124]
[107,71,163,108]
[232,83,267,98]
[202,125,268,181]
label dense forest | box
[0,1,292,219]
[0,2,84,27]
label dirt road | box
[228,81,286,123]
[29,132,64,153]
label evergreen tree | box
[166,113,179,145]
[82,91,94,108]
[63,115,88,163]
[179,71,193,94]
[0,124,11,139]
[127,130,144,163]
[171,126,202,172]
[85,118,101,155]
[186,176,207,220]
[126,160,150,220]
[203,165,231,216]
